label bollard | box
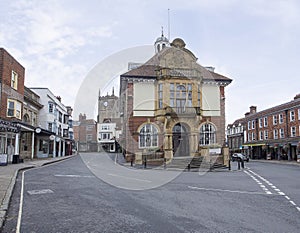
[144,157,147,169]
[237,159,241,170]
[228,159,231,171]
[163,158,166,169]
[241,159,244,169]
[187,163,191,171]
[130,158,133,167]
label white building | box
[30,88,73,157]
[97,122,121,152]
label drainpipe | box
[285,109,291,160]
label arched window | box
[157,44,160,52]
[23,114,30,123]
[139,124,158,148]
[199,123,216,145]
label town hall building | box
[119,34,232,162]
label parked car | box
[231,153,249,162]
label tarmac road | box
[2,153,300,233]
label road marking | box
[15,158,75,233]
[244,170,273,195]
[188,186,275,195]
[107,173,152,183]
[54,174,94,178]
[290,201,296,206]
[245,169,300,214]
[27,189,54,195]
[16,171,25,233]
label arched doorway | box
[172,123,189,157]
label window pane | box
[139,124,158,148]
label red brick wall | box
[0,48,25,120]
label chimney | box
[294,94,300,100]
[205,66,215,72]
[250,106,257,114]
[56,96,61,102]
[79,113,86,121]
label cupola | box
[154,28,170,53]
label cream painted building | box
[119,35,232,162]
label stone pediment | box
[157,46,197,70]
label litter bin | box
[12,154,20,164]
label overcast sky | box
[1,0,299,123]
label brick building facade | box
[227,118,245,154]
[0,48,25,120]
[74,114,97,152]
[243,95,300,160]
[0,48,24,162]
[119,36,232,162]
[228,94,300,161]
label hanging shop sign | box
[0,120,21,133]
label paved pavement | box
[0,155,76,229]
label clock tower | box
[97,87,119,124]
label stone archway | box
[172,123,190,157]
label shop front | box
[0,119,21,164]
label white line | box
[16,171,25,233]
[107,173,152,183]
[188,186,276,195]
[54,174,94,178]
[246,169,300,213]
[290,201,296,206]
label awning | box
[242,143,266,147]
